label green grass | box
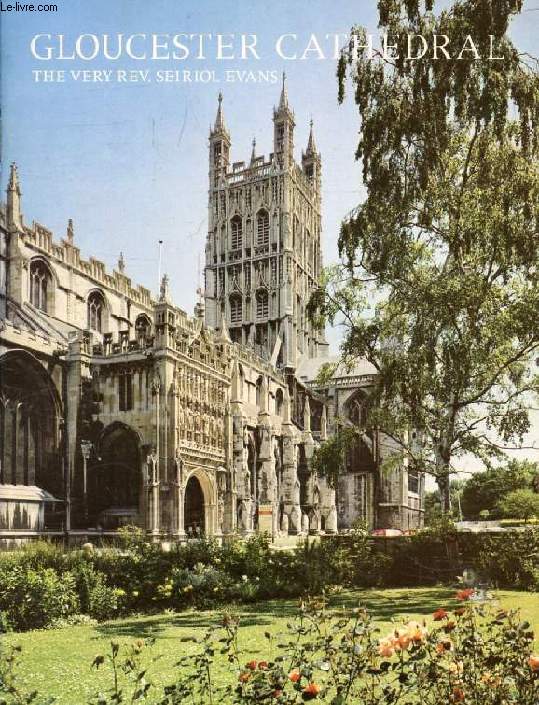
[4,588,538,704]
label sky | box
[1,0,538,475]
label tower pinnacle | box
[66,218,75,243]
[278,72,288,110]
[8,163,21,194]
[7,162,22,230]
[306,119,318,155]
[213,92,227,133]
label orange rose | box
[288,669,301,682]
[392,628,410,650]
[444,621,457,633]
[528,654,539,672]
[454,607,466,616]
[433,608,448,621]
[303,682,321,697]
[407,620,427,643]
[378,638,395,657]
[245,660,258,671]
[239,672,251,683]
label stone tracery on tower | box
[204,80,328,370]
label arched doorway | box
[0,350,63,496]
[91,423,141,528]
[184,475,205,536]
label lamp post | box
[80,440,93,525]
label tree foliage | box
[312,426,359,488]
[309,0,539,510]
[461,459,539,518]
[498,488,539,521]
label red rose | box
[433,608,448,621]
[456,588,474,601]
[258,660,269,670]
[245,660,258,670]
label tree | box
[424,480,464,524]
[312,426,360,488]
[309,0,539,511]
[460,459,539,518]
[498,488,539,522]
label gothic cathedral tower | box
[204,76,328,369]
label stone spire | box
[214,92,227,134]
[118,252,125,273]
[7,162,22,230]
[66,218,74,243]
[273,72,295,164]
[159,274,171,303]
[250,137,257,163]
[306,119,318,155]
[218,309,231,343]
[278,72,288,111]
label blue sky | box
[1,0,383,326]
[2,1,538,473]
[2,0,537,329]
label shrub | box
[170,563,236,608]
[0,566,79,631]
[462,528,539,590]
[87,574,124,622]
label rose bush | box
[88,590,539,704]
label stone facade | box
[204,79,328,367]
[0,83,423,545]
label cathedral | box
[0,80,424,546]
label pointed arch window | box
[29,259,51,312]
[256,210,269,246]
[231,216,242,250]
[230,295,242,325]
[135,314,152,344]
[87,291,105,332]
[256,289,268,320]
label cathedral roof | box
[296,354,377,385]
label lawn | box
[5,588,538,704]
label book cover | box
[0,1,538,702]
